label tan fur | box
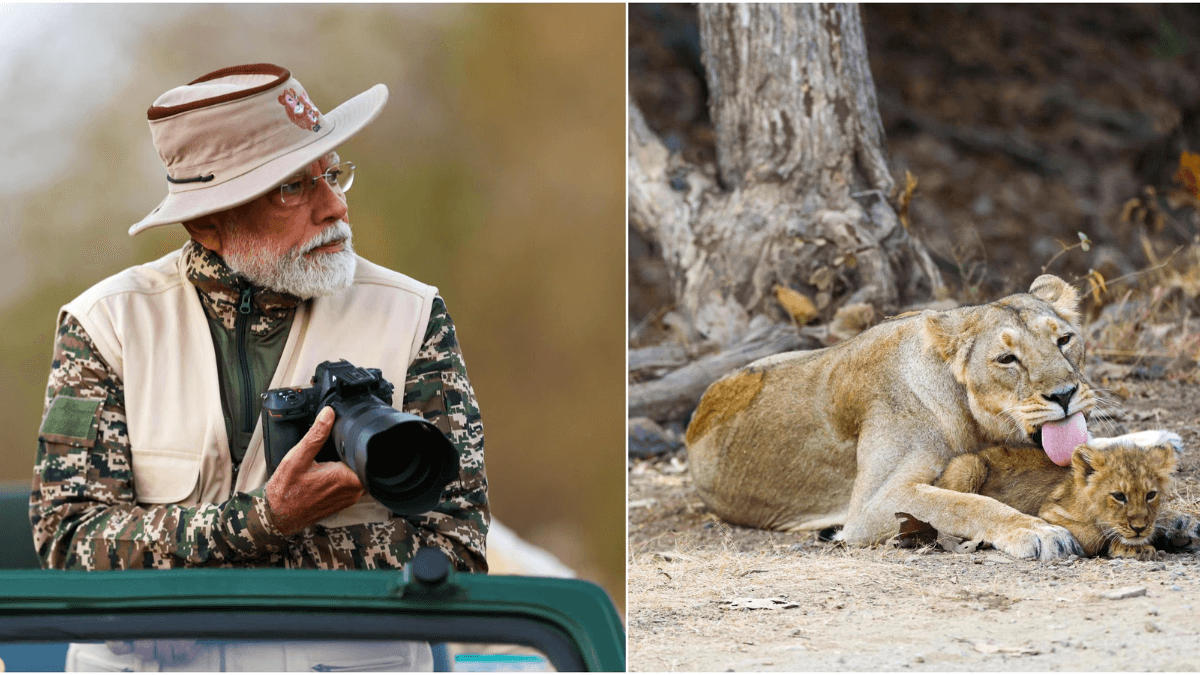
[937,437,1178,559]
[686,370,766,446]
[935,447,1066,517]
[686,275,1100,559]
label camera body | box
[262,360,393,466]
[261,359,458,516]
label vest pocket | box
[130,449,201,504]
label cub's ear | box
[1071,444,1103,479]
[1149,444,1178,476]
[1029,275,1081,324]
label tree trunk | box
[629,3,943,426]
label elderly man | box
[29,64,488,669]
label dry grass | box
[1083,244,1200,383]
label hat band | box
[166,173,215,185]
[147,64,290,121]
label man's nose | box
[311,176,348,223]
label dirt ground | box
[627,378,1200,671]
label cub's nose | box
[1043,386,1077,415]
[1130,524,1146,536]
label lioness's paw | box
[989,521,1082,560]
[1153,512,1200,552]
[1109,541,1159,561]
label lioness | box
[687,275,1099,559]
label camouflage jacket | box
[30,240,488,572]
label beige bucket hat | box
[129,63,388,236]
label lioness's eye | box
[1146,491,1157,501]
[996,353,1019,365]
[1057,334,1073,347]
[1111,492,1127,503]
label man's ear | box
[181,214,225,255]
[1029,275,1081,324]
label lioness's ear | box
[1029,274,1081,324]
[924,310,974,362]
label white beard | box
[223,220,357,299]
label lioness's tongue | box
[1041,411,1088,466]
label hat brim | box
[128,83,388,236]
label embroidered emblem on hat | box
[278,87,322,132]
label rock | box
[1101,586,1147,600]
[628,417,682,458]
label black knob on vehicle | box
[410,547,450,585]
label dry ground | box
[628,379,1200,671]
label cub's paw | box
[1153,512,1200,552]
[1109,541,1159,561]
[989,520,1082,560]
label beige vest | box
[61,247,437,527]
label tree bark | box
[629,3,944,426]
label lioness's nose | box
[1043,386,1077,414]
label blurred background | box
[0,4,624,605]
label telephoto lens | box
[328,398,459,515]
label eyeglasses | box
[278,161,355,205]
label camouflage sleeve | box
[29,313,288,570]
[401,295,490,572]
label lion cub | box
[936,431,1183,560]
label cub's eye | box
[1057,334,1073,347]
[996,353,1019,365]
[1146,491,1157,502]
[1111,492,1127,503]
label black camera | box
[261,359,458,516]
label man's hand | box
[265,406,365,535]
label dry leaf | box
[1174,151,1200,199]
[892,512,938,548]
[898,170,918,230]
[774,285,818,325]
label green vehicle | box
[0,484,625,672]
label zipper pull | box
[238,288,253,315]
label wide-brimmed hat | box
[129,63,387,236]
